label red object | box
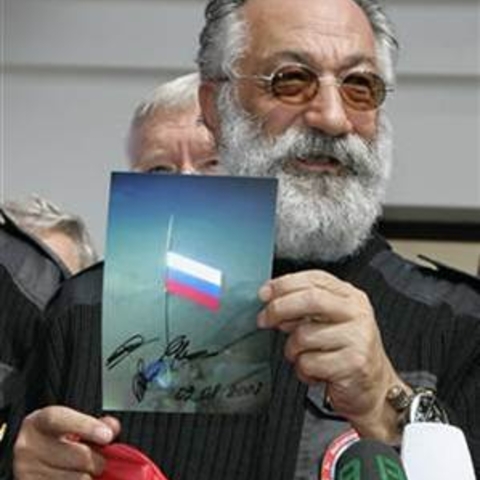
[95,443,169,480]
[320,429,359,480]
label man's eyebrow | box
[139,151,170,164]
[262,51,378,72]
[264,50,313,67]
[338,54,377,71]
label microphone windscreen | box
[334,439,408,480]
[401,423,476,480]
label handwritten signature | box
[105,334,158,370]
[106,330,265,403]
[106,334,219,402]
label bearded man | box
[8,0,480,479]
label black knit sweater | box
[16,234,480,479]
[0,216,68,375]
[0,216,70,476]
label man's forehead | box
[135,109,203,144]
[145,107,200,130]
[240,0,375,60]
[136,108,213,151]
[242,0,370,23]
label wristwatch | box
[407,387,449,424]
[387,385,449,430]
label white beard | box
[215,86,393,262]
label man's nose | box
[303,82,354,137]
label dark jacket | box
[7,234,480,479]
[0,210,70,473]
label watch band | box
[407,388,449,424]
[386,385,449,431]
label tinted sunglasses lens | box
[271,66,317,104]
[340,72,386,111]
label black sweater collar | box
[273,231,391,281]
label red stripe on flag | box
[166,279,220,312]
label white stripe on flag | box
[166,252,222,286]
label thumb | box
[99,415,121,439]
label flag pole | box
[164,214,174,345]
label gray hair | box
[127,73,201,165]
[131,73,200,121]
[197,0,399,84]
[2,195,98,271]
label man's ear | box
[199,81,221,138]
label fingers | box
[283,322,346,361]
[258,272,372,330]
[284,322,373,377]
[284,318,377,361]
[16,438,106,473]
[15,468,95,480]
[259,270,352,301]
[13,407,119,480]
[31,406,115,445]
[258,289,354,328]
[98,416,121,438]
[291,350,340,385]
[14,433,106,479]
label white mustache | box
[263,127,379,180]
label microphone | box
[334,439,408,480]
[401,423,476,480]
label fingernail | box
[93,425,113,443]
[258,284,272,302]
[257,311,267,328]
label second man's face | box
[131,107,221,175]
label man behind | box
[2,196,98,275]
[11,1,480,479]
[0,74,220,475]
[127,72,221,175]
[0,196,96,462]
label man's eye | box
[205,159,219,168]
[147,165,176,174]
[201,159,222,174]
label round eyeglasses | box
[226,63,392,112]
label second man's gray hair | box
[127,73,201,166]
[131,73,200,125]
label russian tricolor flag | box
[165,251,222,312]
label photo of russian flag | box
[165,251,222,312]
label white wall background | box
[1,0,479,253]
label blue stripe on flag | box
[167,268,221,298]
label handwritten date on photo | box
[174,380,264,403]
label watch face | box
[408,390,449,424]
